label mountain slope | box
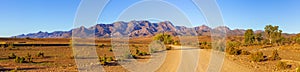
[15,20,249,38]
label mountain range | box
[15,20,264,38]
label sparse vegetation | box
[14,57,25,63]
[226,41,250,55]
[250,51,265,62]
[109,47,113,52]
[153,33,173,44]
[25,53,33,63]
[99,54,108,65]
[98,44,105,48]
[7,43,15,50]
[199,42,212,49]
[8,53,17,59]
[241,50,251,55]
[138,52,148,56]
[276,61,291,69]
[37,52,45,58]
[269,50,281,61]
[166,46,172,50]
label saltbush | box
[138,52,148,56]
[14,57,25,63]
[109,48,113,52]
[166,46,172,50]
[250,51,265,62]
[8,53,17,59]
[25,53,33,63]
[277,61,291,69]
[37,52,44,58]
[269,50,281,61]
[241,50,251,55]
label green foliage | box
[244,29,255,45]
[226,47,241,55]
[250,51,265,62]
[199,42,212,49]
[99,54,112,65]
[14,57,25,63]
[8,53,17,59]
[173,40,180,45]
[153,33,173,44]
[255,33,263,44]
[264,25,283,44]
[269,50,281,61]
[277,61,291,69]
[226,41,248,55]
[37,52,44,58]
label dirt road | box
[156,45,252,72]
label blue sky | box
[1,0,300,37]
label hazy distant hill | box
[15,20,262,38]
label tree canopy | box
[244,29,255,45]
[264,25,282,44]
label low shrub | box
[98,44,105,48]
[269,50,281,61]
[277,61,291,69]
[138,52,148,56]
[99,55,108,65]
[37,52,44,58]
[8,43,14,49]
[166,46,172,50]
[25,53,33,63]
[8,53,17,59]
[250,51,265,62]
[107,57,113,62]
[226,47,241,55]
[241,50,251,55]
[135,48,140,55]
[14,57,25,63]
[109,48,113,52]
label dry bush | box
[25,53,33,63]
[37,52,44,58]
[98,44,105,48]
[269,50,281,61]
[109,48,113,52]
[226,47,241,55]
[277,61,291,69]
[138,52,148,56]
[8,53,17,59]
[166,46,172,50]
[241,50,251,55]
[14,57,25,63]
[250,51,265,62]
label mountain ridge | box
[15,20,263,38]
